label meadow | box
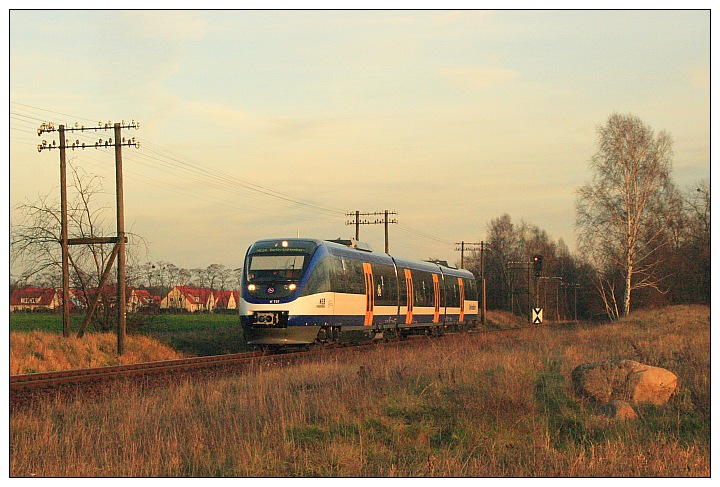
[9,305,710,477]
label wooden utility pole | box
[346,210,398,253]
[114,123,127,354]
[38,120,139,354]
[58,125,70,337]
[454,241,483,270]
[454,240,489,325]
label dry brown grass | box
[10,331,184,375]
[9,305,710,477]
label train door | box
[432,273,440,323]
[363,262,374,326]
[404,268,413,324]
[459,278,465,322]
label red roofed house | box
[161,286,216,313]
[10,288,62,312]
[213,290,239,311]
[129,289,161,312]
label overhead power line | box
[11,102,459,256]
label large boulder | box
[572,359,677,406]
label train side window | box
[398,268,407,303]
[464,278,478,301]
[331,258,364,295]
[445,280,459,307]
[413,270,435,307]
[301,258,331,296]
[373,263,398,306]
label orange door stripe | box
[432,273,440,323]
[404,269,413,324]
[459,278,465,322]
[363,262,373,326]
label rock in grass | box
[572,359,677,406]
[599,400,638,420]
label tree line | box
[11,113,709,322]
[464,114,709,320]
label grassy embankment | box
[9,305,710,476]
[9,313,247,374]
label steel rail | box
[9,350,275,390]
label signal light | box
[533,254,543,277]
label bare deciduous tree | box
[576,113,681,319]
[11,162,146,332]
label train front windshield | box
[244,240,318,299]
[247,254,306,281]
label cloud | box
[440,67,520,90]
[125,11,210,42]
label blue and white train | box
[240,238,479,346]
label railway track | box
[10,350,267,390]
[9,348,314,411]
[8,338,417,410]
[10,325,554,410]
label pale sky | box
[7,8,711,276]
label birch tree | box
[576,113,681,319]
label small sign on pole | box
[532,307,543,324]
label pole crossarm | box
[345,210,398,226]
[38,121,139,152]
[66,236,128,246]
[346,210,398,253]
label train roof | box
[247,238,475,279]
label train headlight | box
[288,283,297,291]
[247,284,256,291]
